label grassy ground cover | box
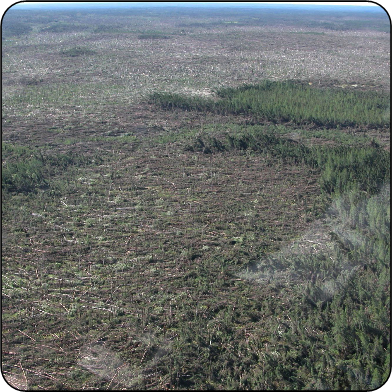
[2,4,390,390]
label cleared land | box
[2,5,390,390]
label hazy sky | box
[1,1,388,20]
[5,1,383,8]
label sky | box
[3,1,389,19]
[3,1,385,9]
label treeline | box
[2,20,33,38]
[149,80,390,128]
[61,46,97,57]
[138,30,171,39]
[184,127,390,197]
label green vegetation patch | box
[150,80,390,128]
[137,30,171,39]
[2,21,32,38]
[7,83,106,108]
[291,31,326,35]
[316,145,390,195]
[40,23,89,33]
[93,24,129,34]
[61,46,97,57]
[183,126,390,197]
[2,143,101,194]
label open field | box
[2,4,390,390]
